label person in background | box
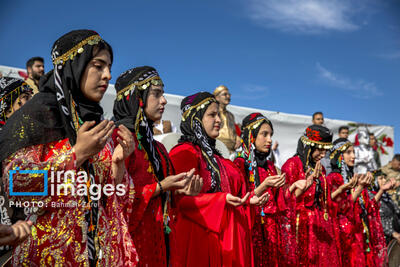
[0,77,33,129]
[373,171,400,245]
[369,132,381,169]
[25,56,45,95]
[312,111,324,125]
[381,154,400,206]
[338,126,349,139]
[213,85,240,154]
[0,77,33,260]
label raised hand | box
[380,177,396,191]
[74,120,115,167]
[176,172,204,196]
[250,191,270,206]
[112,125,135,164]
[256,173,285,196]
[160,168,195,192]
[347,174,359,189]
[226,192,250,207]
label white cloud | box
[246,0,360,34]
[237,84,269,100]
[378,51,400,60]
[316,62,382,99]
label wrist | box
[72,146,87,167]
[158,180,164,194]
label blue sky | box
[1,0,399,152]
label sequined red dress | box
[353,188,387,266]
[169,142,253,267]
[234,158,296,267]
[2,138,138,266]
[281,156,341,267]
[328,172,366,267]
[114,130,173,267]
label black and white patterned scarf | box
[178,92,222,193]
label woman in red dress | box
[169,92,268,267]
[0,30,137,266]
[233,113,296,267]
[327,138,390,266]
[112,66,202,267]
[281,125,341,266]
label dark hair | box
[312,111,323,119]
[338,126,349,133]
[26,57,44,69]
[369,132,375,136]
[393,154,400,161]
[93,40,114,64]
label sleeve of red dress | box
[170,144,227,233]
[128,182,158,233]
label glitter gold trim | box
[329,141,353,159]
[300,136,333,149]
[181,97,216,121]
[116,77,163,101]
[53,35,102,65]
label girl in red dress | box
[1,30,137,266]
[281,125,341,266]
[327,138,389,266]
[112,66,202,267]
[233,113,297,267]
[169,92,268,267]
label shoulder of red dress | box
[170,142,199,156]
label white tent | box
[1,65,395,166]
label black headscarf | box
[0,77,33,128]
[236,112,274,187]
[296,124,333,172]
[113,66,171,181]
[0,30,112,162]
[329,138,353,183]
[178,92,221,193]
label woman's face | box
[144,85,167,121]
[343,145,355,167]
[5,92,32,118]
[311,147,327,162]
[255,123,273,153]
[202,102,221,139]
[80,49,112,103]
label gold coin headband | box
[116,76,164,101]
[181,97,216,121]
[300,136,333,150]
[52,35,102,65]
[329,141,353,159]
[244,117,270,131]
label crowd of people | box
[0,29,399,267]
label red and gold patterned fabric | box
[2,138,138,266]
